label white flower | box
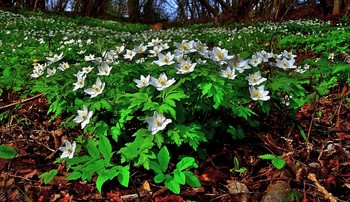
[220,67,237,80]
[328,53,334,60]
[209,47,234,62]
[147,38,162,47]
[77,50,86,55]
[295,64,309,74]
[58,62,70,71]
[84,54,95,61]
[249,54,262,67]
[193,41,208,56]
[227,57,250,73]
[148,46,163,57]
[73,105,93,129]
[73,74,86,91]
[82,66,94,74]
[249,85,270,101]
[46,68,56,77]
[59,139,76,159]
[146,111,172,135]
[245,71,267,86]
[276,58,297,70]
[175,58,196,74]
[46,52,64,63]
[134,74,151,88]
[153,52,175,66]
[133,43,147,54]
[124,49,136,60]
[97,61,112,76]
[115,45,125,54]
[30,69,43,78]
[84,77,105,98]
[174,40,195,54]
[257,50,273,62]
[279,50,297,59]
[151,72,176,91]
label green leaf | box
[183,171,201,188]
[158,103,176,120]
[154,133,163,149]
[66,171,82,180]
[96,168,119,193]
[165,178,181,194]
[86,141,100,159]
[39,170,58,184]
[118,165,130,187]
[258,154,277,160]
[158,146,170,173]
[0,144,17,159]
[174,170,186,185]
[100,99,112,110]
[272,157,286,169]
[99,135,113,161]
[154,173,165,183]
[149,161,163,174]
[176,157,195,171]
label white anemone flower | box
[249,85,270,101]
[97,61,112,76]
[30,69,43,78]
[147,38,162,47]
[151,72,176,91]
[174,40,195,54]
[73,74,86,91]
[220,67,237,80]
[84,54,95,61]
[82,66,94,74]
[276,58,297,70]
[227,57,250,73]
[249,54,262,67]
[210,47,234,62]
[133,43,147,54]
[124,49,136,60]
[84,77,105,98]
[59,139,76,159]
[153,52,175,66]
[115,45,125,54]
[134,74,151,88]
[46,67,56,77]
[279,50,297,59]
[46,52,64,63]
[257,50,273,62]
[175,58,196,74]
[193,41,208,57]
[146,111,172,135]
[58,62,70,71]
[245,71,267,86]
[73,105,93,129]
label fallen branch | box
[0,94,43,110]
[308,173,337,202]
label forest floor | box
[1,83,349,202]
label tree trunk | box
[333,0,341,16]
[128,0,140,22]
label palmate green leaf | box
[154,133,164,149]
[158,146,170,173]
[100,99,112,110]
[213,86,224,109]
[99,135,113,161]
[183,171,201,188]
[39,169,58,184]
[198,82,212,96]
[158,103,176,120]
[0,144,17,159]
[118,129,154,163]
